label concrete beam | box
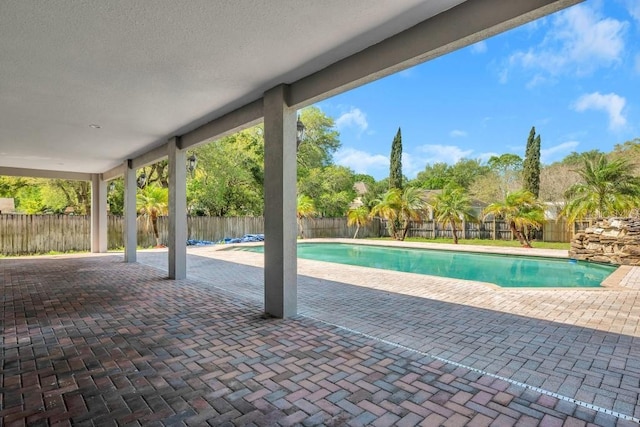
[102,164,125,181]
[0,166,91,181]
[180,99,264,150]
[289,0,583,107]
[131,143,168,170]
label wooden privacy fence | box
[378,218,588,242]
[0,214,587,255]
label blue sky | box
[315,0,640,181]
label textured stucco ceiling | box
[0,0,470,174]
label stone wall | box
[570,217,640,265]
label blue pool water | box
[233,243,615,288]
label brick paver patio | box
[2,242,640,426]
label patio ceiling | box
[0,0,582,176]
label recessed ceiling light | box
[89,124,101,129]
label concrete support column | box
[123,160,137,263]
[168,137,187,279]
[90,174,108,253]
[263,85,297,318]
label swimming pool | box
[233,242,616,288]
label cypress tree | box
[390,127,403,190]
[523,126,541,197]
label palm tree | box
[346,206,370,238]
[370,187,428,241]
[561,154,640,224]
[296,194,316,239]
[432,185,477,244]
[370,188,401,239]
[397,187,429,240]
[483,190,544,248]
[137,185,168,247]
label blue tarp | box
[186,233,264,246]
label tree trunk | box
[400,220,410,241]
[298,218,305,239]
[152,214,161,247]
[389,220,400,240]
[510,220,530,247]
[452,222,458,244]
[353,224,360,239]
[520,226,532,247]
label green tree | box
[412,162,450,189]
[560,149,605,166]
[296,194,316,239]
[522,127,541,197]
[107,178,124,215]
[483,190,545,248]
[471,154,523,203]
[560,154,640,224]
[137,185,168,247]
[449,159,490,189]
[396,187,428,240]
[346,206,370,239]
[188,127,264,216]
[0,176,90,214]
[40,184,69,214]
[370,187,427,240]
[297,165,356,217]
[411,159,488,190]
[297,107,341,174]
[370,189,401,239]
[389,127,403,190]
[139,160,169,189]
[432,185,477,244]
[611,138,640,165]
[15,184,45,214]
[51,180,91,214]
[360,178,390,210]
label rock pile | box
[570,217,640,265]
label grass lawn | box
[373,237,570,250]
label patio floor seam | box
[300,313,640,424]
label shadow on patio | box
[1,254,639,426]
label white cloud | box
[503,4,627,83]
[572,92,627,130]
[402,145,497,178]
[398,68,415,78]
[449,130,468,138]
[540,141,579,163]
[335,107,368,134]
[470,41,488,54]
[626,0,640,23]
[477,152,501,163]
[401,153,422,179]
[334,148,388,175]
[525,74,552,89]
[415,144,474,164]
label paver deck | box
[2,240,640,426]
